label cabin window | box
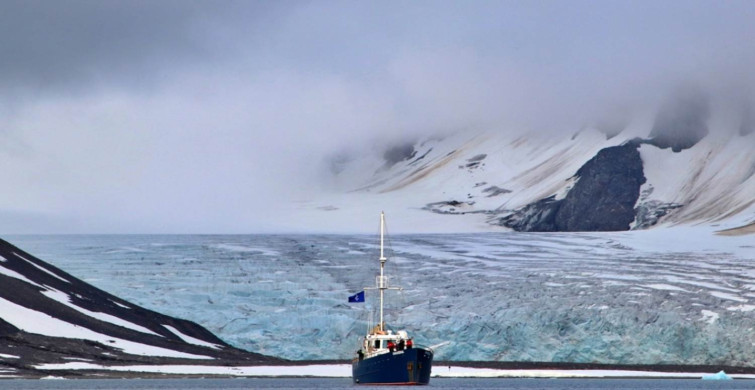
[374,340,381,349]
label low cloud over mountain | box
[315,88,755,234]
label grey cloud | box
[2,1,755,232]
[649,86,710,152]
[741,104,754,137]
[0,0,284,94]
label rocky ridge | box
[0,238,281,378]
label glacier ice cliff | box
[7,233,754,366]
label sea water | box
[3,378,754,389]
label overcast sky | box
[1,0,754,233]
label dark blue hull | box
[352,347,433,385]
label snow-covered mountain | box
[305,92,755,235]
[0,237,279,378]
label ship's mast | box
[379,211,387,331]
[365,211,399,334]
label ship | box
[351,212,434,385]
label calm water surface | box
[3,378,754,389]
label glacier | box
[6,230,754,365]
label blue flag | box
[348,291,365,303]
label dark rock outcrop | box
[501,140,646,232]
[461,154,487,170]
[424,200,478,214]
[483,185,511,197]
[555,140,647,231]
[383,142,417,167]
[633,200,683,229]
[499,196,561,232]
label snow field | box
[0,295,211,360]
